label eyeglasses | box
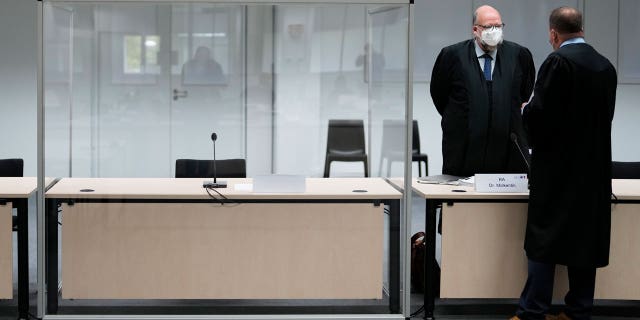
[475,23,505,30]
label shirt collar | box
[474,39,497,60]
[560,37,585,47]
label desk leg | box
[388,199,400,314]
[15,199,29,320]
[423,200,438,320]
[46,199,58,314]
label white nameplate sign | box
[474,174,528,193]
[253,175,306,193]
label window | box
[123,34,160,75]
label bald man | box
[514,7,617,320]
[431,5,535,177]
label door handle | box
[173,89,188,100]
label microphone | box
[510,132,531,172]
[203,132,227,188]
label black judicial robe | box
[431,40,535,177]
[523,43,617,268]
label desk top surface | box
[611,179,640,200]
[409,179,528,200]
[45,177,403,200]
[405,179,640,201]
[0,177,38,198]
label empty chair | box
[612,161,640,179]
[175,159,246,178]
[379,120,429,177]
[378,119,404,177]
[412,120,429,177]
[0,158,23,177]
[0,158,24,232]
[323,119,369,178]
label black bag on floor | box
[410,231,440,296]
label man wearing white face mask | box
[431,5,535,177]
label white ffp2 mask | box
[481,27,503,47]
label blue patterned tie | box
[482,53,492,81]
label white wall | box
[414,0,640,175]
[0,0,36,176]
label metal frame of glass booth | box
[36,0,415,319]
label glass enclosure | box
[41,0,411,318]
[0,2,36,319]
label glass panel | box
[44,4,73,177]
[42,3,74,317]
[273,5,373,177]
[368,5,409,179]
[42,1,408,317]
[367,6,409,306]
[0,0,37,175]
[0,0,36,175]
[94,4,171,177]
[0,2,38,315]
[170,4,245,174]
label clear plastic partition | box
[43,2,246,178]
[0,3,37,177]
[41,1,411,318]
[0,1,38,316]
[44,4,73,178]
[273,4,409,179]
[367,5,409,179]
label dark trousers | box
[516,259,596,320]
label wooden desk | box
[410,179,640,319]
[45,178,403,314]
[0,177,37,320]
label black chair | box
[412,120,429,177]
[612,161,640,179]
[0,158,23,177]
[175,159,246,178]
[379,120,429,177]
[323,119,369,178]
[0,158,24,232]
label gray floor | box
[2,294,639,320]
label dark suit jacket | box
[523,43,617,268]
[431,39,535,177]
